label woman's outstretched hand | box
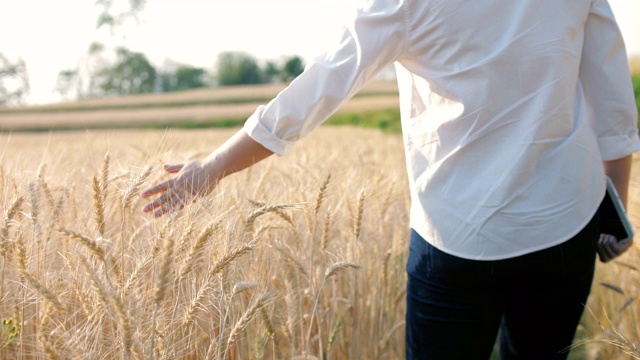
[141,159,219,217]
[140,129,274,218]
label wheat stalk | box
[56,227,106,263]
[175,221,196,259]
[306,262,360,354]
[78,255,109,306]
[20,270,64,312]
[110,292,135,357]
[123,255,152,297]
[101,152,110,196]
[151,231,174,358]
[208,243,255,278]
[353,189,366,241]
[324,262,360,279]
[181,276,212,328]
[29,181,39,225]
[16,235,27,273]
[326,315,344,354]
[232,281,258,296]
[274,246,308,280]
[260,307,276,339]
[178,222,218,279]
[314,174,331,216]
[121,165,152,211]
[320,210,332,251]
[1,196,24,258]
[245,203,302,233]
[154,232,174,306]
[249,199,296,226]
[38,333,63,360]
[226,292,269,349]
[92,176,106,236]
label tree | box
[161,64,207,92]
[95,0,146,31]
[263,61,280,83]
[215,52,264,86]
[0,53,29,106]
[55,69,80,100]
[281,55,305,82]
[92,47,156,96]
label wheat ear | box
[306,262,360,353]
[326,315,344,353]
[208,243,255,278]
[154,232,174,306]
[20,270,64,311]
[29,181,39,225]
[179,222,218,279]
[314,174,331,216]
[1,196,24,258]
[78,254,111,314]
[353,189,366,240]
[110,291,135,357]
[56,227,106,263]
[320,210,332,251]
[92,175,106,236]
[101,152,110,195]
[122,165,152,210]
[123,255,152,297]
[226,292,268,347]
[275,246,308,279]
[181,277,212,328]
[245,204,302,233]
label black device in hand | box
[599,177,634,243]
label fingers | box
[597,235,615,262]
[611,237,633,254]
[164,164,184,173]
[141,162,193,217]
[598,234,633,263]
[143,190,187,217]
[140,179,174,198]
[152,196,186,218]
[140,164,184,198]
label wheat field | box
[0,127,638,359]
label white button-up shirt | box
[244,0,640,260]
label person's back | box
[393,0,637,260]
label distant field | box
[0,80,400,132]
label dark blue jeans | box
[406,213,599,360]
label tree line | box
[53,48,306,100]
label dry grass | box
[0,127,409,359]
[0,126,638,359]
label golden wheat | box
[0,127,635,359]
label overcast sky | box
[1,0,638,105]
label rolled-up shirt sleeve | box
[579,0,640,161]
[244,0,408,155]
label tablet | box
[599,177,634,243]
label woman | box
[142,1,639,358]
